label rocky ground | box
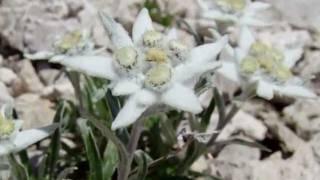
[0,0,320,179]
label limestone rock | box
[0,82,14,105]
[212,144,260,180]
[16,60,44,93]
[283,99,320,139]
[297,50,320,95]
[258,26,312,50]
[265,0,320,31]
[264,117,305,152]
[39,69,75,101]
[0,67,18,85]
[212,110,267,141]
[38,69,61,86]
[0,0,96,52]
[14,93,55,129]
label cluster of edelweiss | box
[0,105,57,156]
[23,0,316,136]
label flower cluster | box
[0,105,57,156]
[26,4,317,131]
[197,0,271,27]
[217,27,316,99]
[25,30,94,62]
[48,9,228,130]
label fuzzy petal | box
[12,124,59,153]
[235,48,248,63]
[173,36,228,82]
[209,28,234,61]
[173,61,221,83]
[283,48,303,69]
[99,12,133,49]
[275,85,316,98]
[161,83,203,113]
[50,55,118,80]
[132,8,154,43]
[256,80,274,100]
[189,35,228,64]
[246,2,271,12]
[202,10,238,22]
[24,51,55,60]
[239,26,255,53]
[111,90,157,130]
[0,124,59,156]
[167,28,178,41]
[217,61,241,83]
[112,79,141,96]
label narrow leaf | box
[102,141,119,179]
[8,155,30,180]
[78,119,103,180]
[213,138,271,152]
[130,150,152,180]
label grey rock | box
[41,80,75,102]
[0,55,3,66]
[0,82,14,105]
[283,100,320,140]
[212,110,267,141]
[264,117,305,152]
[297,50,320,95]
[0,0,96,52]
[14,93,55,129]
[16,60,44,93]
[265,0,320,31]
[0,67,18,86]
[258,26,312,50]
[38,69,61,86]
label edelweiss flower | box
[197,0,270,27]
[25,30,94,61]
[0,105,58,156]
[50,8,228,129]
[217,26,316,100]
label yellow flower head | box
[241,41,292,81]
[271,63,292,81]
[145,48,168,63]
[56,30,83,53]
[114,47,138,69]
[240,56,260,74]
[0,114,14,138]
[216,0,246,11]
[143,30,164,47]
[145,64,172,88]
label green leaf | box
[200,90,216,131]
[102,141,119,179]
[8,155,30,180]
[39,101,75,180]
[105,90,121,120]
[56,167,78,180]
[214,88,226,130]
[159,115,177,145]
[17,150,33,178]
[89,118,128,166]
[84,76,109,120]
[213,138,271,152]
[130,150,152,180]
[176,141,206,174]
[78,118,103,180]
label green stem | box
[117,119,144,180]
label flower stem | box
[117,118,143,180]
